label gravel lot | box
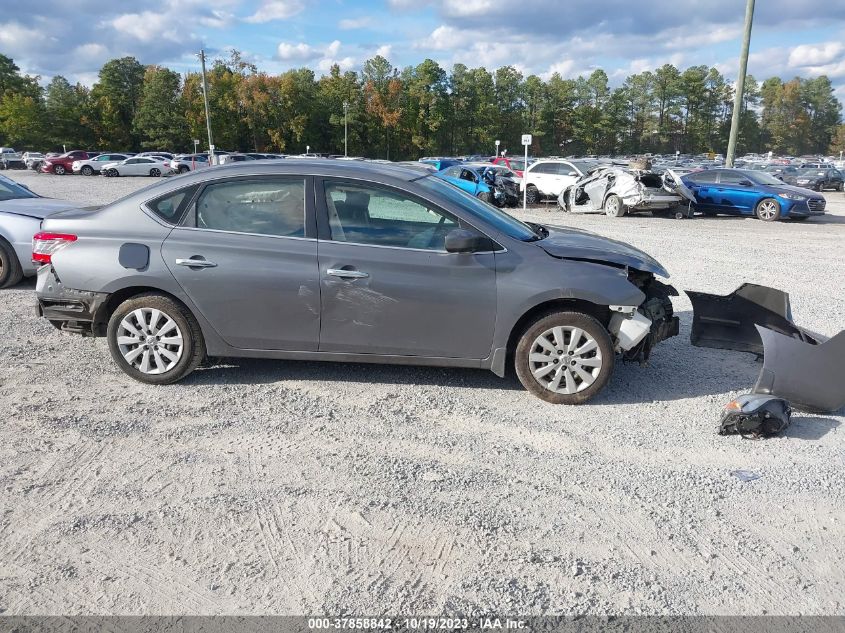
[1,170,844,616]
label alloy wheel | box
[528,326,603,395]
[757,200,778,220]
[116,308,184,375]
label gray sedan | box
[0,174,89,288]
[35,161,679,403]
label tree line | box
[0,51,842,159]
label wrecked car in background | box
[558,165,694,218]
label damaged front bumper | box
[35,267,108,336]
[608,275,680,362]
[689,283,844,413]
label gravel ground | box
[1,170,844,616]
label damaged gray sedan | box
[35,160,680,405]
[558,166,695,218]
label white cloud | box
[245,0,304,24]
[276,42,320,61]
[442,0,496,17]
[376,45,393,59]
[338,17,373,30]
[789,42,844,68]
[109,12,179,43]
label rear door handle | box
[176,258,217,268]
[327,268,369,279]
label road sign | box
[522,134,532,146]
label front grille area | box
[808,198,826,212]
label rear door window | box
[194,178,306,237]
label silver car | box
[0,174,89,288]
[35,161,680,403]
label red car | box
[40,150,92,175]
[491,156,531,178]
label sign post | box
[192,139,199,170]
[495,139,500,157]
[522,134,532,209]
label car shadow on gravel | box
[784,416,842,440]
[187,358,525,391]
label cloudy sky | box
[2,0,845,99]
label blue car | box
[419,157,463,171]
[681,168,826,221]
[437,164,520,206]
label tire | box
[107,293,205,385]
[0,237,24,289]
[178,165,190,174]
[515,311,615,405]
[107,168,119,177]
[755,197,781,222]
[838,182,844,192]
[53,164,66,175]
[150,168,161,177]
[81,165,94,176]
[477,191,494,205]
[604,194,626,217]
[525,186,540,205]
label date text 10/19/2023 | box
[307,617,528,630]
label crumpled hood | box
[0,197,92,220]
[537,225,670,278]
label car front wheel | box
[755,198,781,222]
[53,165,66,175]
[81,165,94,176]
[515,311,615,404]
[107,293,205,385]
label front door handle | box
[176,258,217,268]
[327,268,369,279]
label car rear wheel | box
[107,293,205,385]
[525,186,540,205]
[178,165,190,174]
[515,311,615,405]
[0,238,24,289]
[53,165,66,175]
[755,198,781,222]
[604,194,626,217]
[150,168,161,177]
[107,168,119,177]
[81,165,94,176]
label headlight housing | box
[779,192,806,201]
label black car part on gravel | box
[689,282,844,413]
[718,393,792,439]
[687,283,819,355]
[753,325,845,413]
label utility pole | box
[343,100,349,157]
[199,49,215,166]
[725,0,755,168]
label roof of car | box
[200,158,433,181]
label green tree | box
[134,66,188,150]
[88,57,145,149]
[44,76,93,149]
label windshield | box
[417,175,538,241]
[797,168,825,176]
[747,171,788,186]
[570,161,596,175]
[0,176,38,201]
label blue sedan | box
[681,168,826,221]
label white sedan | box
[73,153,131,176]
[101,157,173,177]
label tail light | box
[32,232,77,264]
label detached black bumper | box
[35,268,108,336]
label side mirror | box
[568,171,578,177]
[445,228,485,253]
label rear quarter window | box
[147,186,199,224]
